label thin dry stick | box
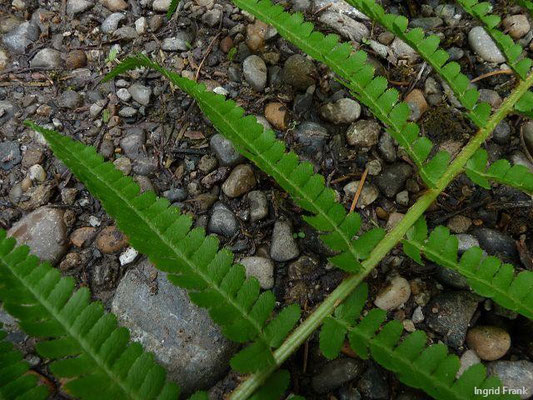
[195,32,221,81]
[471,69,514,83]
[349,168,368,213]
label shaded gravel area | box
[1,0,533,398]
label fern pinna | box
[23,121,301,375]
[319,284,517,400]
[0,229,181,400]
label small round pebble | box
[374,275,411,310]
[466,326,511,361]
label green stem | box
[229,71,533,400]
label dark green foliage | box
[403,218,533,319]
[319,284,517,400]
[249,370,290,400]
[167,0,181,19]
[0,230,180,400]
[24,121,301,374]
[0,324,49,400]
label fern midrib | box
[464,165,533,195]
[231,0,434,186]
[337,319,466,400]
[0,254,137,400]
[405,239,533,318]
[45,133,268,351]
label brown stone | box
[246,20,269,52]
[466,326,511,361]
[222,164,256,198]
[219,36,233,53]
[96,226,128,253]
[70,227,97,247]
[65,50,87,69]
[265,102,289,131]
[102,0,128,11]
[405,89,428,121]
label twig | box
[471,69,514,83]
[313,2,333,15]
[195,32,221,81]
[349,168,368,213]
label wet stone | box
[208,202,239,237]
[210,133,244,167]
[375,163,412,198]
[312,358,365,394]
[0,141,21,170]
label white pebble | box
[374,275,411,310]
[28,164,46,182]
[119,247,139,266]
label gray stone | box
[293,0,311,11]
[116,88,132,102]
[343,181,379,208]
[101,12,125,33]
[270,220,299,262]
[346,120,381,147]
[30,48,62,69]
[320,98,361,125]
[522,121,533,160]
[493,121,511,145]
[425,291,480,348]
[163,188,187,202]
[152,0,171,11]
[435,267,469,289]
[210,133,244,166]
[0,141,21,171]
[2,21,39,54]
[118,106,137,117]
[111,259,237,394]
[248,191,268,222]
[468,26,506,63]
[502,15,531,39]
[161,31,194,51]
[378,132,396,162]
[202,9,222,27]
[243,55,267,92]
[208,202,239,237]
[7,207,67,265]
[114,26,138,40]
[410,17,443,30]
[313,0,369,20]
[472,228,518,261]
[312,358,365,394]
[67,0,94,16]
[375,163,412,198]
[456,233,480,253]
[318,11,369,42]
[120,128,145,159]
[391,38,419,63]
[282,54,316,90]
[487,361,533,399]
[294,122,329,157]
[128,83,152,106]
[239,256,274,289]
[357,364,389,400]
[58,90,82,109]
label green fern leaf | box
[104,54,384,274]
[403,218,533,319]
[0,230,180,400]
[249,370,290,400]
[343,0,491,127]
[456,0,532,79]
[23,121,300,374]
[515,90,533,117]
[0,324,49,400]
[513,0,533,16]
[229,0,448,187]
[166,0,180,19]
[320,284,518,400]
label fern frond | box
[0,230,181,399]
[0,324,49,400]
[105,55,386,274]
[456,0,532,79]
[231,0,449,187]
[465,149,533,194]
[319,284,516,400]
[403,218,533,319]
[515,89,533,117]
[344,0,491,128]
[166,0,180,19]
[249,370,290,400]
[23,121,301,374]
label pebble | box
[487,361,533,399]
[243,55,267,92]
[70,227,97,247]
[320,98,361,125]
[202,9,222,27]
[312,358,364,394]
[247,190,268,222]
[265,102,289,130]
[28,164,46,182]
[318,11,369,42]
[135,17,146,35]
[116,88,132,102]
[343,181,379,208]
[239,256,274,289]
[270,220,300,262]
[472,227,518,261]
[163,188,187,202]
[522,121,533,159]
[294,122,329,158]
[378,132,396,162]
[161,32,193,51]
[287,255,318,280]
[396,190,409,206]
[58,90,82,109]
[30,48,62,69]
[357,363,389,400]
[503,15,530,39]
[208,202,239,237]
[7,207,67,264]
[119,247,138,266]
[493,121,511,145]
[113,157,132,175]
[210,133,244,166]
[102,0,127,11]
[152,0,170,11]
[405,89,428,121]
[101,12,125,33]
[0,141,21,170]
[435,267,469,289]
[346,120,381,147]
[2,21,39,54]
[457,233,480,253]
[374,276,411,310]
[375,163,412,198]
[95,225,128,253]
[222,164,256,198]
[425,291,480,348]
[456,350,481,378]
[447,215,472,234]
[66,0,93,16]
[410,17,443,30]
[128,83,152,106]
[120,128,145,159]
[282,54,316,90]
[65,50,87,69]
[119,106,137,117]
[0,49,8,70]
[390,38,419,63]
[466,326,511,361]
[468,26,506,63]
[111,259,236,394]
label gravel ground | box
[1,0,533,398]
